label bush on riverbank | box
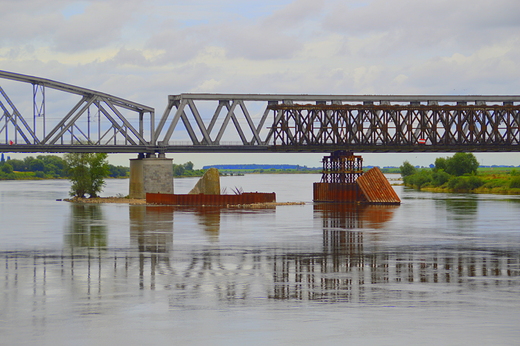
[400,153,520,194]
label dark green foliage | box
[173,161,204,177]
[29,159,44,172]
[5,159,25,171]
[108,164,129,178]
[403,152,481,192]
[509,176,520,189]
[184,161,194,170]
[447,176,483,192]
[1,163,13,174]
[403,169,432,189]
[39,155,67,177]
[173,164,185,176]
[482,177,509,189]
[2,155,68,177]
[431,169,451,186]
[399,161,417,177]
[0,154,128,181]
[87,153,110,198]
[434,157,447,171]
[64,153,110,198]
[444,152,479,176]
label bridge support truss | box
[314,150,400,204]
[268,102,520,152]
[0,71,155,153]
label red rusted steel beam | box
[146,192,276,206]
[313,182,363,202]
[356,167,401,205]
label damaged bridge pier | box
[313,151,400,205]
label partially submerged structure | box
[313,151,400,205]
[147,168,276,206]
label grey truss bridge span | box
[1,71,520,154]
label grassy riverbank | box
[403,166,520,195]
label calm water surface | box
[1,174,519,345]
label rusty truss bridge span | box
[155,94,520,153]
[2,71,520,154]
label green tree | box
[65,153,110,198]
[445,152,479,176]
[29,158,45,172]
[88,153,110,197]
[434,157,447,171]
[1,163,13,174]
[183,161,194,171]
[172,164,185,176]
[403,169,432,190]
[431,169,451,186]
[39,155,66,177]
[399,161,417,177]
[108,164,129,178]
[5,159,24,171]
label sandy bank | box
[63,197,305,208]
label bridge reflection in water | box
[1,204,520,311]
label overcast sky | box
[2,0,520,168]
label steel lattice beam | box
[154,93,520,153]
[267,104,520,151]
[0,70,154,152]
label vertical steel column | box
[33,83,45,140]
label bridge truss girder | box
[153,94,520,153]
[154,94,275,147]
[268,103,520,152]
[0,71,154,152]
[2,81,520,154]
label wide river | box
[1,174,519,345]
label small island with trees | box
[400,152,520,194]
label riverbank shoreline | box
[418,186,520,195]
[63,197,147,204]
[63,196,306,208]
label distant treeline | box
[0,154,129,180]
[172,161,205,177]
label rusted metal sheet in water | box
[356,167,401,204]
[146,192,276,206]
[313,182,363,202]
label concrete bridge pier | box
[129,153,173,199]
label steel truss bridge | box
[2,70,520,154]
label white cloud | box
[3,0,520,165]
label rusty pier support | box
[313,150,400,205]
